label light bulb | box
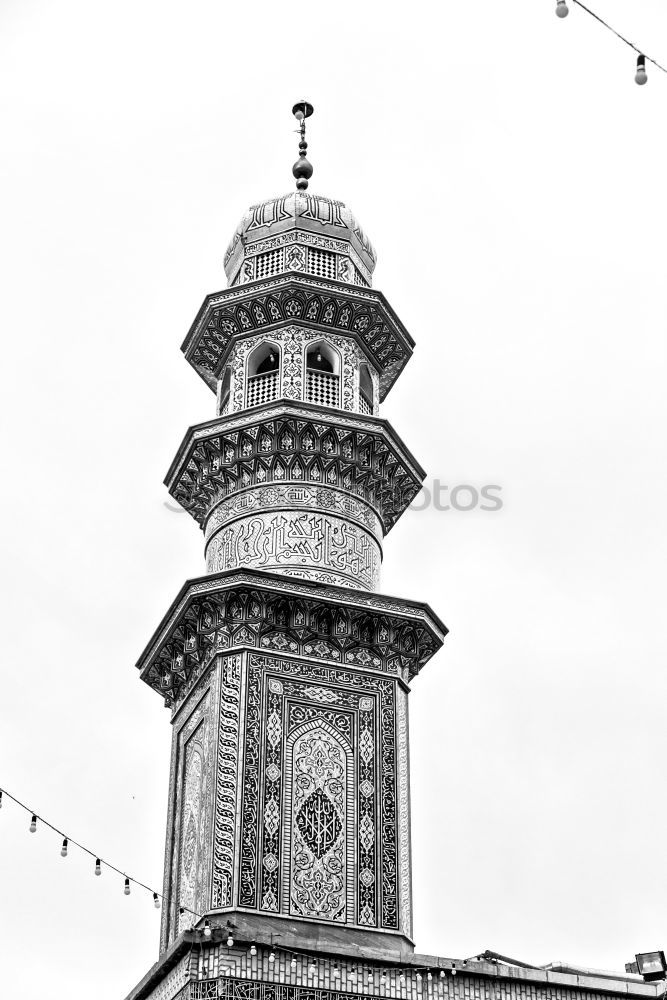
[440,971,446,979]
[309,963,316,977]
[291,956,297,969]
[94,858,102,876]
[250,944,257,957]
[153,892,160,909]
[29,815,37,833]
[317,352,322,363]
[269,951,276,964]
[555,0,568,17]
[294,110,304,122]
[226,933,234,947]
[368,972,374,982]
[204,920,211,937]
[381,972,388,985]
[635,55,648,85]
[417,973,423,983]
[60,838,68,857]
[428,973,433,982]
[333,966,340,979]
[349,970,356,981]
[124,877,131,895]
[399,973,406,984]
[451,969,457,977]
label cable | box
[0,784,203,922]
[564,1,667,76]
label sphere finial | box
[292,100,314,191]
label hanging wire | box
[0,783,470,983]
[0,785,203,922]
[567,0,667,75]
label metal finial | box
[292,100,314,191]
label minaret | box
[130,104,446,997]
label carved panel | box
[236,654,398,929]
[289,722,350,921]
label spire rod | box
[292,100,314,191]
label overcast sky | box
[2,1,667,998]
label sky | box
[1,1,667,997]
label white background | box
[1,1,666,997]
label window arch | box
[246,343,280,408]
[218,367,231,416]
[305,340,340,409]
[359,363,373,415]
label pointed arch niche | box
[283,716,355,922]
[305,340,340,410]
[246,342,280,408]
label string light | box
[0,785,190,921]
[333,965,340,980]
[399,972,406,985]
[381,971,388,985]
[309,962,317,977]
[250,944,257,957]
[291,955,297,970]
[368,971,374,983]
[440,971,446,979]
[226,932,234,947]
[636,54,648,85]
[557,1,667,81]
[204,920,212,937]
[428,972,433,982]
[269,951,276,964]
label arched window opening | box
[218,367,231,416]
[305,342,339,409]
[247,344,280,408]
[359,364,373,416]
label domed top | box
[223,191,377,288]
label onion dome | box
[223,191,377,288]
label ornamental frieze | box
[165,403,424,533]
[181,276,413,400]
[137,574,445,706]
[205,510,381,591]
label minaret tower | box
[130,104,446,997]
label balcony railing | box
[246,370,278,408]
[306,370,339,409]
